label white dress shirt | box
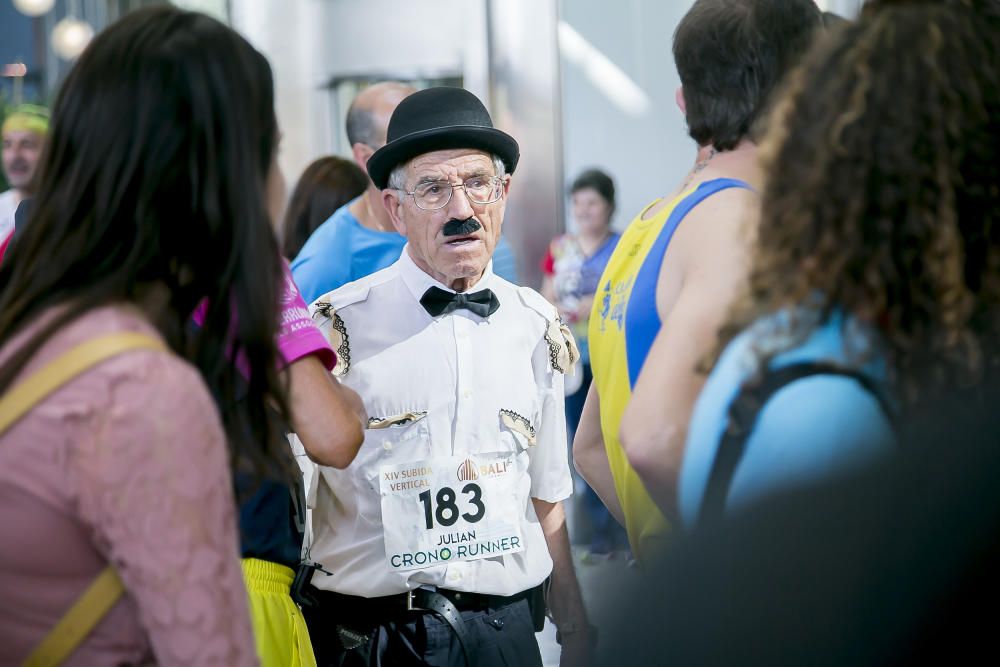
[306,248,573,598]
[0,190,18,244]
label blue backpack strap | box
[698,361,895,525]
[624,178,755,387]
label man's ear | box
[352,142,375,170]
[382,190,407,235]
[675,86,687,116]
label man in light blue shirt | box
[292,82,519,303]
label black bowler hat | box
[367,87,520,190]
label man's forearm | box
[618,424,686,521]
[573,442,626,526]
[573,384,627,526]
[287,355,365,468]
[532,499,588,627]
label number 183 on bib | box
[379,453,526,571]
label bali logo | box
[457,458,479,482]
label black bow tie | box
[420,286,500,318]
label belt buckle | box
[407,585,436,611]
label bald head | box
[346,82,416,149]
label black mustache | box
[442,218,482,237]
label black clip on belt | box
[291,561,332,609]
[409,587,475,666]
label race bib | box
[380,453,525,571]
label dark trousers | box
[303,594,543,667]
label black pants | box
[303,594,543,667]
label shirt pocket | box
[354,411,431,524]
[498,408,536,454]
[497,409,536,502]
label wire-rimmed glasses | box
[400,176,505,210]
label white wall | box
[230,0,330,190]
[230,0,488,189]
[817,0,864,17]
[229,0,561,286]
[558,0,696,233]
[488,0,563,287]
[557,0,860,234]
[171,0,228,21]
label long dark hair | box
[714,1,1000,406]
[0,6,292,475]
[282,156,367,260]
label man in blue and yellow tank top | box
[573,0,823,562]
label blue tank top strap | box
[623,178,754,387]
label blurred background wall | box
[1,0,862,285]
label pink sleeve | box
[73,352,257,666]
[540,245,555,276]
[277,266,336,371]
[190,264,336,373]
[191,299,208,326]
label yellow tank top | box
[588,178,753,561]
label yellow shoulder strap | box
[4,331,168,667]
[21,568,127,667]
[0,332,166,436]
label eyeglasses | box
[400,176,505,211]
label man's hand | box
[558,625,597,667]
[532,499,593,666]
[339,382,369,426]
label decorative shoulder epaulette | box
[313,299,350,377]
[544,318,580,374]
[313,298,334,320]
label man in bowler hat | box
[302,87,593,666]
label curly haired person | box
[678,0,1000,525]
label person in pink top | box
[191,262,366,667]
[0,6,360,665]
[269,268,366,470]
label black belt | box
[314,585,536,616]
[411,588,474,666]
[310,585,541,666]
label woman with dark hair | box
[677,0,1000,526]
[541,168,625,558]
[0,6,294,664]
[282,156,367,260]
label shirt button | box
[448,570,462,583]
[491,618,505,629]
[462,390,472,399]
[382,442,392,451]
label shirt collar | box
[398,244,496,304]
